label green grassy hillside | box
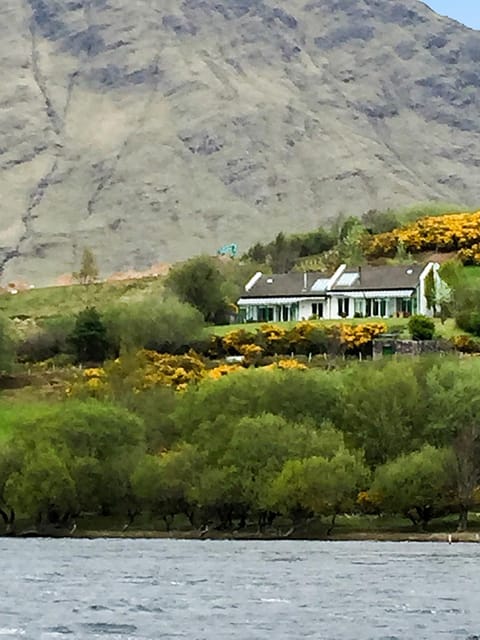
[0,277,165,320]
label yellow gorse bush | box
[68,322,387,398]
[139,350,206,390]
[335,322,387,347]
[365,211,480,264]
[259,323,287,342]
[83,367,106,379]
[276,359,308,371]
[207,363,244,379]
[221,328,256,353]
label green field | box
[458,265,480,285]
[0,277,165,320]
[0,400,54,442]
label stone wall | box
[372,338,453,359]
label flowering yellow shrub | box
[286,320,318,345]
[208,363,244,379]
[276,359,308,371]
[83,367,106,379]
[221,329,256,354]
[365,211,480,263]
[334,323,387,348]
[236,343,261,365]
[453,335,480,354]
[357,490,383,514]
[259,323,286,343]
[138,350,206,390]
[458,244,480,266]
[68,367,108,398]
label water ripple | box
[1,540,479,639]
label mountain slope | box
[1,0,480,284]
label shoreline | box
[3,529,479,543]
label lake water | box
[0,539,479,639]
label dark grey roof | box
[243,271,330,298]
[332,264,424,291]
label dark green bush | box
[408,315,435,341]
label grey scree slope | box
[1,0,480,284]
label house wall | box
[239,263,444,322]
[329,294,418,320]
[328,296,353,320]
[299,299,327,319]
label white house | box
[237,263,443,322]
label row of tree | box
[242,203,466,272]
[1,356,479,535]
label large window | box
[311,302,324,318]
[396,298,413,316]
[337,298,350,317]
[366,299,388,317]
[354,299,364,316]
[258,307,274,322]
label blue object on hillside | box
[217,243,238,258]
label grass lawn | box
[0,400,56,435]
[0,277,165,320]
[458,265,480,286]
[212,317,461,339]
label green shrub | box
[408,315,435,341]
[455,287,480,336]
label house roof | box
[242,271,330,299]
[240,263,430,302]
[332,264,425,292]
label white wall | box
[299,299,327,320]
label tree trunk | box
[163,514,174,532]
[327,513,337,536]
[0,508,15,535]
[457,506,469,532]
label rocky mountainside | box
[1,0,480,284]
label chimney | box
[358,266,362,281]
[303,272,308,290]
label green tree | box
[58,401,145,515]
[361,208,401,234]
[455,286,480,336]
[0,444,21,533]
[173,368,344,443]
[424,271,436,311]
[338,218,368,264]
[165,256,230,324]
[132,444,199,530]
[191,464,244,530]
[371,446,453,529]
[73,247,99,284]
[0,312,14,373]
[105,297,205,353]
[341,360,426,466]
[1,400,145,526]
[408,315,435,340]
[5,446,78,528]
[69,307,109,363]
[426,359,480,530]
[267,438,368,533]
[17,315,75,363]
[219,414,326,522]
